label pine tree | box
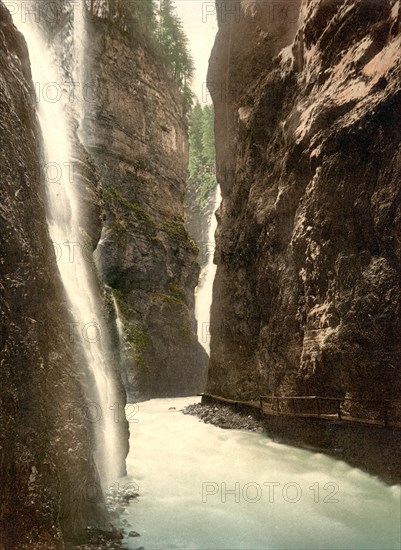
[188,104,217,208]
[201,105,215,164]
[189,103,205,177]
[97,0,194,109]
[158,0,194,93]
[136,0,158,36]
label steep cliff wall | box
[185,183,217,272]
[208,0,401,412]
[0,3,109,547]
[82,11,208,400]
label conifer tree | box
[99,0,194,110]
[188,104,217,208]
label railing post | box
[337,399,342,420]
[292,398,296,415]
[316,397,321,417]
[260,396,263,412]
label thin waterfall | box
[112,295,125,345]
[195,185,221,355]
[12,2,122,483]
[111,294,133,402]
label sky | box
[173,0,218,104]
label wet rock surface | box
[66,485,142,549]
[82,9,208,401]
[207,0,401,414]
[182,403,264,433]
[0,2,109,547]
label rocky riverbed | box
[66,485,142,550]
[182,402,264,433]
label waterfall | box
[112,296,125,345]
[195,185,221,355]
[12,2,123,483]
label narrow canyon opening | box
[1,1,401,549]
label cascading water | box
[12,1,122,483]
[112,295,125,346]
[121,397,401,550]
[195,185,221,354]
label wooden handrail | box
[202,393,401,429]
[260,396,399,402]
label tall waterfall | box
[12,2,123,483]
[195,185,221,355]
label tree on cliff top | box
[158,0,194,105]
[189,103,217,208]
[94,0,194,110]
[90,0,158,35]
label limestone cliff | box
[0,3,109,547]
[207,0,401,415]
[82,9,208,401]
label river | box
[118,397,400,550]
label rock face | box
[0,0,207,545]
[207,0,401,412]
[82,11,208,401]
[0,3,109,547]
[185,184,219,271]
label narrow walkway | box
[201,393,401,430]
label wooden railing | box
[259,395,400,427]
[201,393,401,429]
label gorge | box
[1,0,401,549]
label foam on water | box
[121,397,400,550]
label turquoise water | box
[120,397,400,550]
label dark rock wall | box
[207,0,401,410]
[82,13,208,401]
[0,3,108,547]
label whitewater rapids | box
[119,397,400,550]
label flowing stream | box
[120,397,401,550]
[12,3,121,482]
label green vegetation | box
[113,288,129,318]
[147,283,187,310]
[149,291,185,308]
[168,282,186,303]
[179,324,192,341]
[102,184,157,231]
[103,184,196,246]
[189,103,217,208]
[89,0,195,110]
[161,217,189,242]
[158,0,194,96]
[126,322,149,369]
[112,288,149,367]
